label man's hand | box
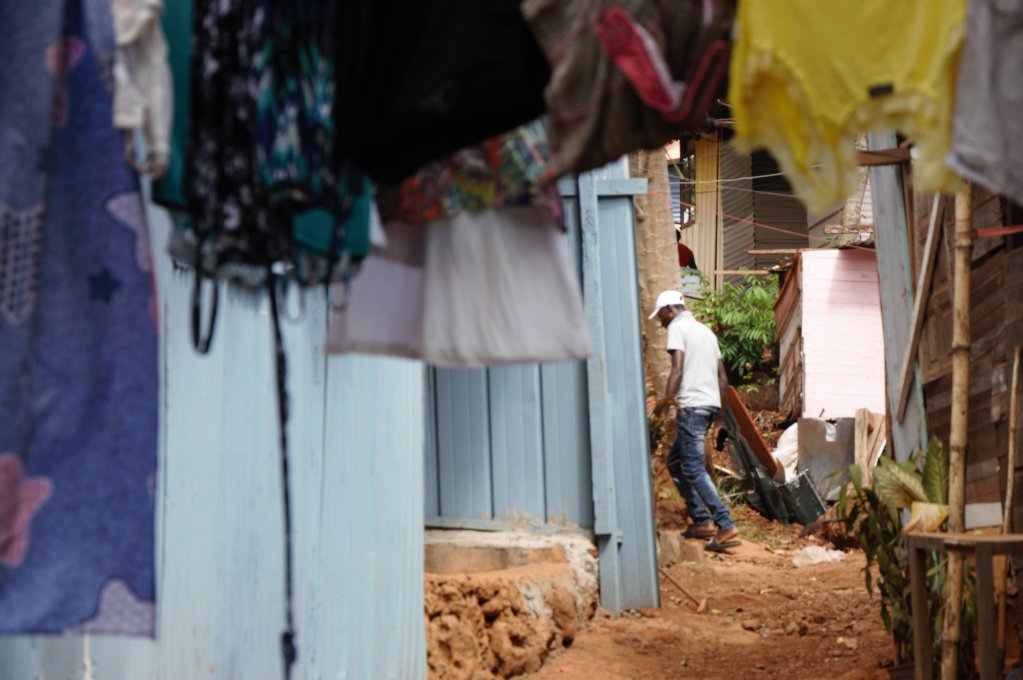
[709,420,723,450]
[652,396,675,418]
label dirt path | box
[551,388,894,678]
[530,518,893,679]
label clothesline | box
[646,185,811,206]
[666,175,821,198]
[667,170,791,185]
[675,199,874,252]
[646,184,838,223]
[691,185,812,199]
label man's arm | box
[653,350,685,417]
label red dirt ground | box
[529,521,894,680]
[531,388,894,679]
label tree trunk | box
[631,148,680,398]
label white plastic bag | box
[771,423,799,482]
[792,545,845,567]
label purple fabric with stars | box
[0,0,158,636]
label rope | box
[676,199,874,252]
[669,170,792,185]
[267,267,297,680]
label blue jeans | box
[666,407,735,531]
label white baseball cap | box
[647,290,685,320]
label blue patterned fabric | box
[0,0,158,636]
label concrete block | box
[657,531,682,567]
[798,417,855,501]
[682,540,704,564]
[657,531,704,567]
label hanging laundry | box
[110,0,172,178]
[327,206,592,367]
[335,0,551,185]
[947,0,1023,206]
[178,0,374,359]
[728,0,966,213]
[0,0,158,636]
[521,0,735,178]
[149,0,190,209]
[184,0,268,278]
[182,0,370,285]
[378,118,563,229]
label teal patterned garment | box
[163,0,368,294]
[254,4,370,282]
[257,31,335,198]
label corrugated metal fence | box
[1,159,662,678]
[0,197,427,679]
[424,188,592,529]
[424,160,660,613]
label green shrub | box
[690,273,778,382]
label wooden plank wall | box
[774,255,803,420]
[868,132,928,462]
[916,185,1014,507]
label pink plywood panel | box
[801,301,882,316]
[799,250,886,418]
[802,282,883,302]
[802,278,881,296]
[803,266,879,283]
[805,396,886,419]
[803,339,885,352]
[804,375,887,391]
[803,251,878,277]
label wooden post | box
[941,182,972,679]
[998,346,1022,656]
[909,539,934,680]
[977,545,999,680]
[895,194,944,421]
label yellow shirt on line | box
[727,0,966,213]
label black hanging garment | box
[334,0,551,185]
[184,0,370,345]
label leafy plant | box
[690,273,779,382]
[646,389,671,451]
[837,438,975,674]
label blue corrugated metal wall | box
[423,194,593,529]
[424,161,660,612]
[0,198,427,679]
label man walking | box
[649,290,740,552]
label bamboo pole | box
[941,183,972,679]
[998,346,1021,657]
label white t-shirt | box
[665,311,722,409]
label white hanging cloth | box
[328,205,592,367]
[110,0,172,178]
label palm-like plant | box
[838,438,975,675]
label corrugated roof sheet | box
[719,143,755,280]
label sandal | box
[705,529,741,552]
[682,524,716,539]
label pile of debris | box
[719,385,886,527]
